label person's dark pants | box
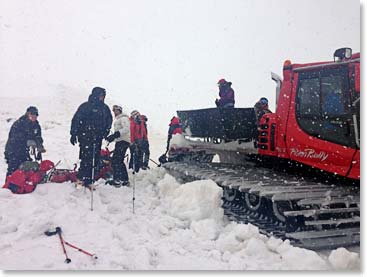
[5,154,30,177]
[141,140,150,168]
[77,138,102,185]
[112,141,130,182]
[129,143,142,173]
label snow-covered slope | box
[0,87,360,270]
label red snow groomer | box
[163,48,360,250]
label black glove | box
[36,151,42,161]
[106,131,120,143]
[106,134,115,143]
[114,131,120,138]
[70,135,78,146]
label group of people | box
[4,87,151,191]
[3,82,271,192]
[70,87,150,188]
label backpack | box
[19,161,40,172]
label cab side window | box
[296,68,356,148]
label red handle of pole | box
[57,232,71,263]
[63,240,96,258]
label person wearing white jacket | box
[105,105,131,187]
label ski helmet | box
[260,97,268,105]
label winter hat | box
[170,116,180,125]
[91,87,106,97]
[39,160,55,172]
[112,105,123,112]
[131,110,140,118]
[26,106,39,116]
[217,78,227,85]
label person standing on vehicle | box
[4,106,46,177]
[70,87,112,188]
[215,79,235,108]
[105,105,131,187]
[254,97,272,123]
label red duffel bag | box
[49,169,78,183]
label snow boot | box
[85,183,97,191]
[75,179,84,190]
[122,181,130,187]
[112,180,122,188]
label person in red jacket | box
[167,116,182,151]
[215,79,235,108]
[2,160,54,194]
[159,116,183,166]
[129,110,148,172]
[139,114,150,170]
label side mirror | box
[334,47,352,61]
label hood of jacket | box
[170,116,180,125]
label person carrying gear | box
[167,116,182,152]
[158,116,183,165]
[4,106,46,177]
[254,97,272,123]
[70,87,112,189]
[105,105,131,187]
[215,78,235,108]
[129,110,147,172]
[139,114,150,170]
[3,160,54,194]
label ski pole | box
[149,158,159,166]
[31,146,37,161]
[132,150,136,214]
[56,227,71,263]
[90,143,96,211]
[63,240,98,260]
[44,160,62,183]
[132,171,136,214]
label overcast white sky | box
[0,0,361,132]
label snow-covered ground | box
[0,87,360,270]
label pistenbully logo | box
[290,148,328,162]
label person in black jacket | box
[4,106,46,177]
[70,87,112,188]
[254,97,272,123]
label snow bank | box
[155,174,359,270]
[164,179,224,223]
[328,248,360,270]
[157,174,180,198]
